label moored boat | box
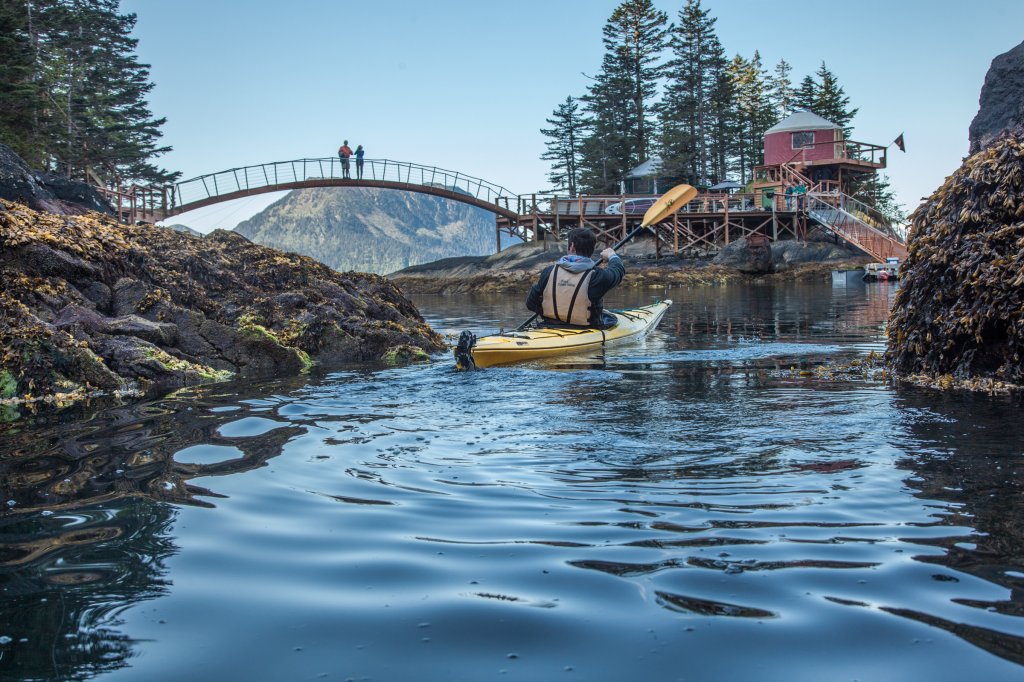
[454,300,672,369]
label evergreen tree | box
[706,66,734,184]
[769,58,794,119]
[812,62,857,134]
[578,0,667,194]
[0,0,38,159]
[793,74,817,111]
[790,63,858,133]
[849,173,906,226]
[728,51,776,183]
[0,0,175,184]
[540,96,588,196]
[658,0,727,186]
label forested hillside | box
[233,187,501,275]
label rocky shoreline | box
[388,237,870,295]
[0,201,445,416]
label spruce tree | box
[812,62,857,134]
[848,173,906,226]
[770,58,794,119]
[728,51,775,183]
[0,0,38,159]
[1,0,175,184]
[578,0,667,194]
[658,0,728,186]
[793,74,818,112]
[540,96,588,196]
[707,66,734,185]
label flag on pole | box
[894,133,906,152]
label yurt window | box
[792,131,815,149]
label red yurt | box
[763,110,844,166]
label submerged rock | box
[0,200,445,409]
[886,130,1024,390]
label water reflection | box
[0,499,176,679]
[0,379,309,514]
[887,389,1024,662]
[0,378,310,681]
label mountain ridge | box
[233,186,501,274]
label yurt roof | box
[765,110,841,134]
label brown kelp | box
[0,201,445,409]
[886,129,1024,390]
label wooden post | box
[723,195,730,244]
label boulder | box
[0,143,114,216]
[887,131,1024,388]
[969,40,1024,153]
[712,235,773,274]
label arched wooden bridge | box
[101,157,522,223]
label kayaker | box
[526,227,625,328]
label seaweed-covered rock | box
[0,200,446,407]
[886,130,1024,389]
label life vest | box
[541,264,595,326]
[339,145,353,158]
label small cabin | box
[623,156,664,195]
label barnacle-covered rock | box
[0,200,445,410]
[886,129,1024,389]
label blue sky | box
[121,0,1024,232]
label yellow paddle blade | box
[640,183,698,228]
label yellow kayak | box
[454,300,672,369]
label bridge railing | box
[171,158,516,210]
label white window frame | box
[792,131,815,149]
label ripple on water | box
[4,284,1024,681]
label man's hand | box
[600,247,616,262]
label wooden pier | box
[496,192,808,257]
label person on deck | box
[526,227,625,328]
[355,144,365,179]
[338,140,353,178]
[795,182,807,211]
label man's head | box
[567,228,596,258]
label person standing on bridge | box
[355,145,365,179]
[525,227,624,329]
[338,140,354,179]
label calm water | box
[2,282,1023,681]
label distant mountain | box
[233,187,504,274]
